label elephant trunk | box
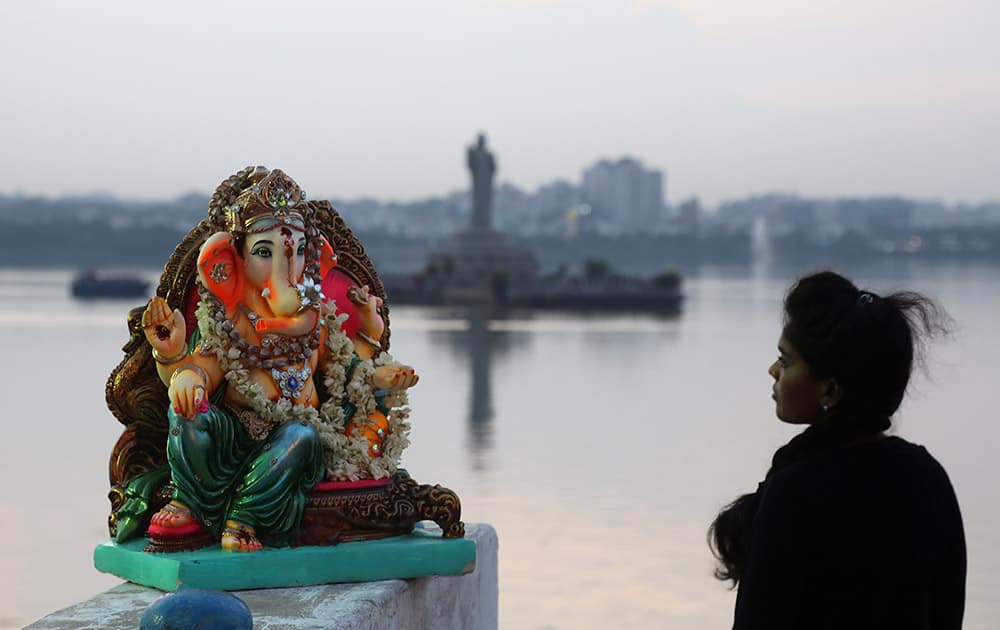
[284,238,296,287]
[254,231,317,336]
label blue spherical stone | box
[140,589,252,630]
[288,376,299,389]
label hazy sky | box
[1,0,997,206]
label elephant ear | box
[317,235,339,279]
[197,231,244,311]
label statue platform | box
[94,522,476,592]
[31,523,496,629]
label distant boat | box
[71,270,150,299]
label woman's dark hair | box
[708,270,949,586]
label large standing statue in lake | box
[105,166,463,555]
[467,133,496,231]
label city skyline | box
[1,152,995,212]
[1,1,997,206]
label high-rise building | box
[581,158,665,233]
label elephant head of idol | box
[197,167,338,336]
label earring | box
[821,403,830,413]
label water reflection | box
[466,306,493,466]
[435,305,530,472]
[425,304,685,474]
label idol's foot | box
[145,501,212,553]
[221,520,263,552]
[150,501,197,530]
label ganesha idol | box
[105,166,463,553]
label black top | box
[733,435,966,630]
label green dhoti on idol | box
[130,166,419,552]
[165,403,323,547]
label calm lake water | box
[1,262,998,629]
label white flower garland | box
[195,287,411,481]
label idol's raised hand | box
[141,296,187,361]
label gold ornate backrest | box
[106,199,389,494]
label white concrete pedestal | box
[27,523,498,630]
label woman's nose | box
[768,360,779,380]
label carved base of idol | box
[297,474,465,546]
[109,469,464,552]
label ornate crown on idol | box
[216,167,309,234]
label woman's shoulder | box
[819,435,958,509]
[761,434,962,529]
[878,435,961,494]
[768,434,954,492]
[875,435,952,474]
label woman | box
[710,271,966,629]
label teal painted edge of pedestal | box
[94,526,477,592]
